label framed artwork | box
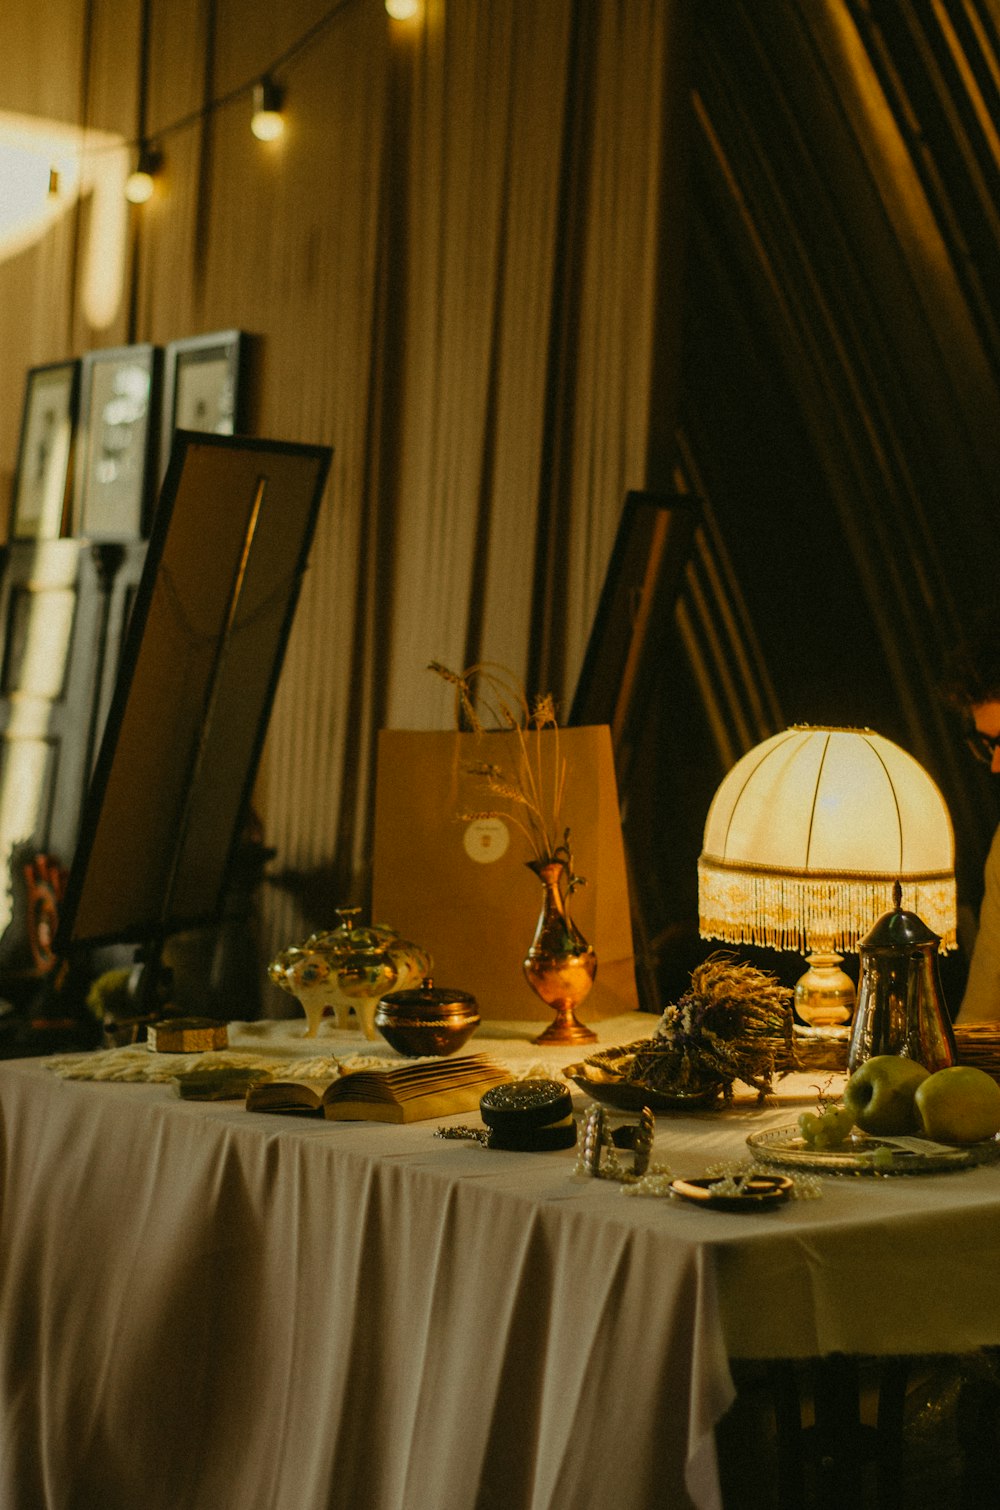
[72,344,160,540]
[10,360,79,541]
[160,330,249,480]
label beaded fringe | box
[698,859,957,953]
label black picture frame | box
[160,330,249,480]
[72,344,160,540]
[10,360,79,541]
[568,491,701,1016]
[569,491,701,766]
[56,431,332,954]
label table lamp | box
[697,726,957,1026]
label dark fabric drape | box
[649,0,1000,1000]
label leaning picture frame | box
[569,491,701,759]
[72,344,160,540]
[56,432,332,955]
[10,360,79,541]
[160,330,249,480]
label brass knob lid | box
[380,976,477,1010]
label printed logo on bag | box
[463,817,510,864]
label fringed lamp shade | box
[698,726,957,955]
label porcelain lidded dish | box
[374,977,480,1057]
[268,908,431,1039]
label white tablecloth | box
[3,1015,1000,1510]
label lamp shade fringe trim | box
[697,858,958,953]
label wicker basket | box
[787,1028,849,1074]
[783,1025,1000,1081]
[953,1025,1000,1080]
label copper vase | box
[524,858,597,1046]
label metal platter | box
[747,1124,1000,1176]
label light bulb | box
[251,110,284,142]
[385,0,420,17]
[124,145,160,204]
[251,79,285,142]
[124,169,154,204]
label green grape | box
[812,1105,855,1149]
[799,1105,854,1148]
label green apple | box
[843,1055,930,1135]
[914,1065,1000,1145]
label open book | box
[246,1054,512,1123]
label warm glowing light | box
[0,114,81,256]
[251,79,285,141]
[698,725,957,953]
[251,110,284,142]
[124,145,160,204]
[124,169,155,204]
[0,111,128,327]
[83,146,130,328]
[385,0,420,18]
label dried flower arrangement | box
[428,660,583,887]
[578,955,793,1104]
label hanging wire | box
[80,0,359,160]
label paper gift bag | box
[371,726,639,1021]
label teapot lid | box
[860,904,940,954]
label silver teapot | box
[847,883,956,1074]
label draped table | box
[2,1013,1000,1510]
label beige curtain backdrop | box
[0,0,687,999]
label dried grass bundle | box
[585,954,793,1103]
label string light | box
[124,144,161,204]
[251,78,285,141]
[55,2,412,208]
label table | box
[2,1015,1000,1510]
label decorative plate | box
[747,1124,1000,1176]
[563,1062,722,1113]
[670,1174,793,1212]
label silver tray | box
[747,1124,1000,1176]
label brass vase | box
[523,858,597,1046]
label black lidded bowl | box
[374,977,480,1057]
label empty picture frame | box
[160,330,249,480]
[56,432,332,953]
[10,360,79,540]
[73,344,161,539]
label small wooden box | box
[148,1018,228,1054]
